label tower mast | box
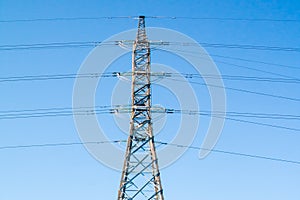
[117,16,164,200]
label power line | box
[1,106,299,132]
[0,16,136,23]
[0,71,299,92]
[1,72,300,84]
[146,16,300,23]
[166,77,300,102]
[1,41,300,52]
[119,70,300,83]
[166,109,300,132]
[2,41,299,71]
[1,16,299,23]
[2,106,300,120]
[213,59,299,80]
[0,105,112,114]
[168,109,300,120]
[0,72,115,82]
[174,73,300,84]
[0,41,107,50]
[209,53,300,71]
[1,71,299,107]
[0,107,113,120]
[0,140,299,166]
[164,47,300,80]
[0,140,126,150]
[155,141,300,165]
[167,41,300,52]
[211,115,300,132]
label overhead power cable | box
[2,41,299,71]
[155,141,300,165]
[0,41,107,50]
[0,71,299,103]
[0,72,115,82]
[165,109,300,132]
[146,16,300,23]
[167,109,300,120]
[1,16,299,23]
[0,16,136,23]
[154,46,300,81]
[209,53,299,70]
[0,140,127,150]
[167,41,300,52]
[0,107,114,120]
[0,140,299,166]
[1,72,300,84]
[173,73,300,84]
[0,106,299,132]
[2,106,300,120]
[162,47,299,81]
[165,48,300,76]
[1,41,300,52]
[165,77,300,102]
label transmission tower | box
[117,16,164,200]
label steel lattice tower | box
[117,16,164,200]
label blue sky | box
[1,0,300,200]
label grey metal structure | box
[117,16,164,200]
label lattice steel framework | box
[117,16,164,200]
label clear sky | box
[1,0,300,200]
